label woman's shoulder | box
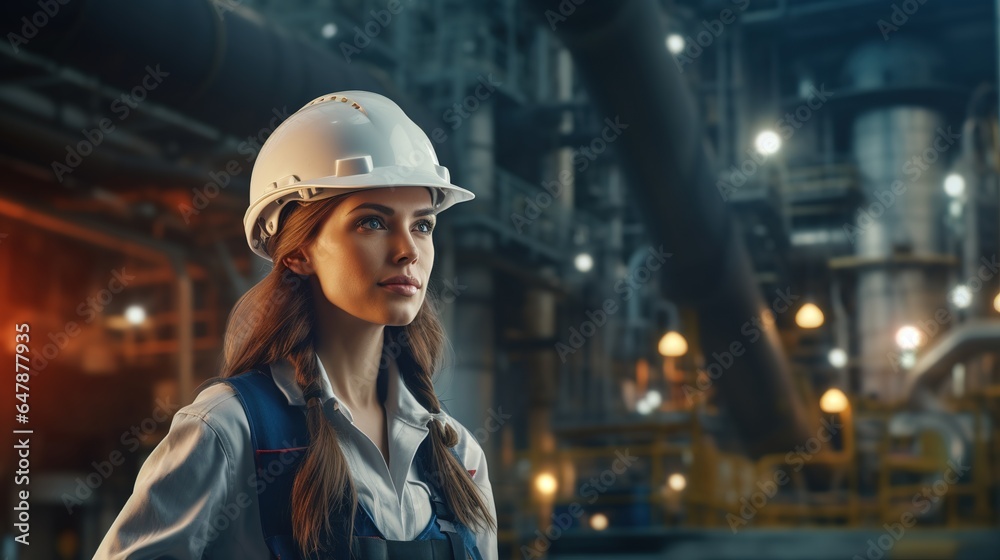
[181,380,242,419]
[174,380,252,442]
[436,410,490,472]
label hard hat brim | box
[243,166,475,262]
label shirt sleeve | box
[93,409,235,560]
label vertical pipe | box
[173,259,195,405]
[606,164,626,402]
[446,266,495,431]
[732,23,747,165]
[537,29,551,101]
[524,286,557,524]
[851,105,950,400]
[555,46,576,245]
[717,25,730,166]
[444,98,496,450]
[506,0,519,92]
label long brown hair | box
[220,194,495,558]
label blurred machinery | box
[1,0,999,559]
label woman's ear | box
[283,248,315,276]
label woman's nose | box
[392,231,419,264]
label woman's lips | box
[380,283,418,296]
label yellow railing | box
[512,442,690,521]
[505,392,997,539]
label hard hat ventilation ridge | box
[304,94,366,115]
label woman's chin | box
[377,308,419,327]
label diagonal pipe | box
[524,0,813,456]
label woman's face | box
[295,187,436,327]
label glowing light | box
[895,326,923,350]
[994,292,1000,313]
[636,399,653,415]
[666,33,686,54]
[949,200,963,218]
[828,348,847,368]
[754,130,781,155]
[795,303,824,328]
[645,390,662,408]
[125,305,146,325]
[944,173,965,198]
[574,252,594,272]
[819,388,849,413]
[900,350,916,369]
[658,331,688,357]
[535,473,557,496]
[949,285,972,309]
[321,23,338,38]
[667,473,687,491]
[589,513,609,531]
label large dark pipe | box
[0,0,446,156]
[524,0,813,456]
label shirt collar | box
[269,352,436,429]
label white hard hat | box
[244,90,475,261]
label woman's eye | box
[358,216,385,230]
[357,217,434,233]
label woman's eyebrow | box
[348,202,437,217]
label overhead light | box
[658,331,688,357]
[895,325,923,350]
[125,305,146,325]
[534,472,557,496]
[819,387,848,413]
[667,473,687,492]
[828,348,847,368]
[636,399,653,415]
[949,285,972,309]
[666,33,685,54]
[943,173,965,198]
[574,252,594,272]
[589,513,609,531]
[754,130,781,155]
[795,302,824,328]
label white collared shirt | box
[94,354,497,560]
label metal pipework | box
[0,0,446,153]
[523,0,813,457]
[904,320,1000,409]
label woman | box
[95,91,495,559]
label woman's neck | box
[312,303,386,412]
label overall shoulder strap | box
[416,439,485,560]
[215,366,312,559]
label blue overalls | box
[206,366,483,560]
